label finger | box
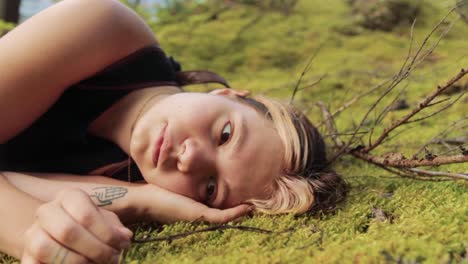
[60,189,131,250]
[201,204,252,224]
[21,252,40,264]
[36,202,121,264]
[100,209,133,240]
[24,223,89,264]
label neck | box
[87,86,181,154]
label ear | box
[209,88,250,98]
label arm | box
[0,0,157,143]
[4,172,253,224]
[1,172,251,261]
[0,172,133,261]
[3,172,143,223]
[0,173,42,258]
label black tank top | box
[0,45,181,181]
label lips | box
[153,123,168,167]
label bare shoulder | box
[0,0,158,143]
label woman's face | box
[130,91,284,209]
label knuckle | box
[35,203,53,219]
[56,222,80,244]
[101,230,115,245]
[74,208,96,228]
[28,236,54,262]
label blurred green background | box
[1,0,467,263]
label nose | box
[177,138,214,174]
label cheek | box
[143,171,201,201]
[162,105,216,135]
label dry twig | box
[311,6,467,181]
[131,225,294,243]
[364,68,467,153]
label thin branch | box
[366,14,457,146]
[395,18,417,82]
[407,7,457,73]
[364,68,468,153]
[317,101,344,148]
[414,117,468,156]
[317,78,391,128]
[369,80,411,146]
[431,137,468,145]
[405,168,468,180]
[262,75,326,95]
[351,151,468,168]
[412,16,459,70]
[437,143,468,156]
[324,131,368,137]
[290,42,325,104]
[405,92,465,124]
[347,8,459,154]
[427,96,452,107]
[296,74,327,92]
[370,163,452,181]
[131,225,294,243]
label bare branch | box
[369,80,411,146]
[131,225,294,243]
[404,168,468,180]
[405,92,465,124]
[317,101,344,148]
[414,117,468,157]
[317,78,391,128]
[290,42,325,104]
[346,8,459,154]
[351,151,468,168]
[364,68,468,153]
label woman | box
[0,0,347,263]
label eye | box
[219,122,232,145]
[206,177,217,203]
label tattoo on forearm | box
[89,186,128,207]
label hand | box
[135,184,252,224]
[21,188,133,264]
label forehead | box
[219,102,284,208]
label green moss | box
[0,20,15,37]
[2,0,467,263]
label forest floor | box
[1,0,467,263]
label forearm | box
[0,172,41,258]
[3,171,145,224]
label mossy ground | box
[1,0,467,263]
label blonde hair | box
[243,96,348,215]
